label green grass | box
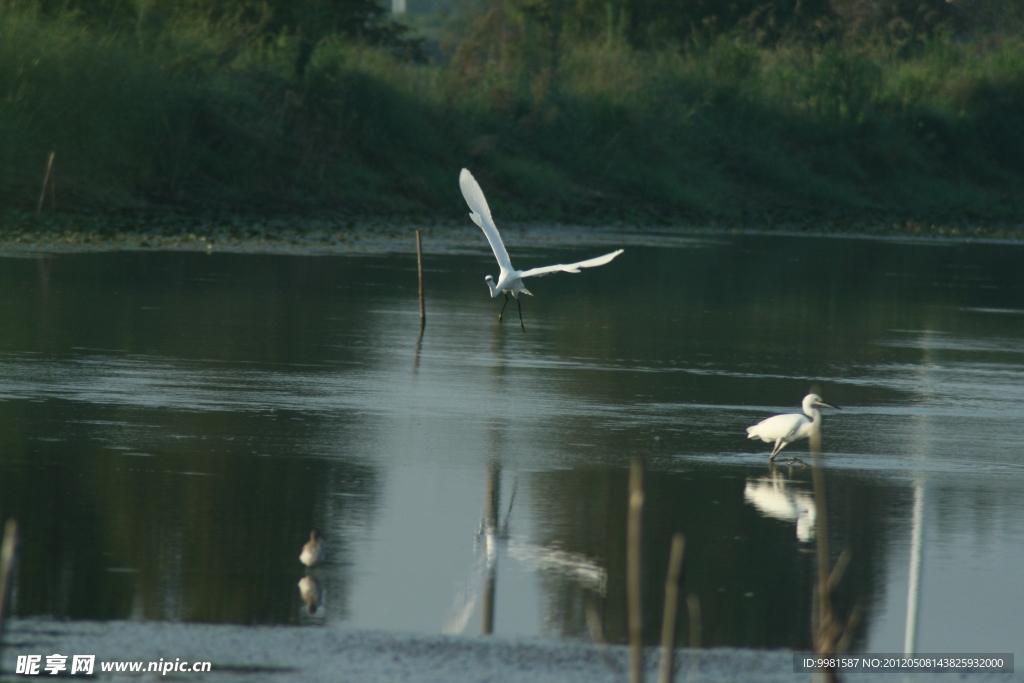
[1,4,1024,225]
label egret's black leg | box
[497,294,509,323]
[516,297,525,333]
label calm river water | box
[0,234,1022,655]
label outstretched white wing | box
[519,249,624,279]
[460,169,513,272]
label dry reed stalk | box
[0,519,18,640]
[810,425,860,682]
[37,152,55,215]
[628,456,644,683]
[657,533,685,683]
[416,229,425,331]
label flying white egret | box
[459,168,624,332]
[746,394,840,461]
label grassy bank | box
[1,3,1023,226]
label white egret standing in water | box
[459,168,624,332]
[746,394,840,461]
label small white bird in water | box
[746,394,840,461]
[459,168,624,332]
[299,530,323,567]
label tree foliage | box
[449,0,1021,65]
[31,0,422,76]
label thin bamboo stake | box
[0,519,18,640]
[416,229,425,331]
[628,456,645,683]
[37,152,55,215]
[657,533,685,683]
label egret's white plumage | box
[746,393,839,461]
[299,530,323,567]
[459,168,624,331]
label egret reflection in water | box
[442,461,608,637]
[744,470,816,542]
[298,575,322,615]
[443,461,508,635]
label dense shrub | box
[1,1,1023,220]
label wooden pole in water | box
[416,229,425,331]
[628,455,644,683]
[37,152,55,215]
[0,519,18,640]
[657,533,685,683]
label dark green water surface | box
[0,235,1022,654]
